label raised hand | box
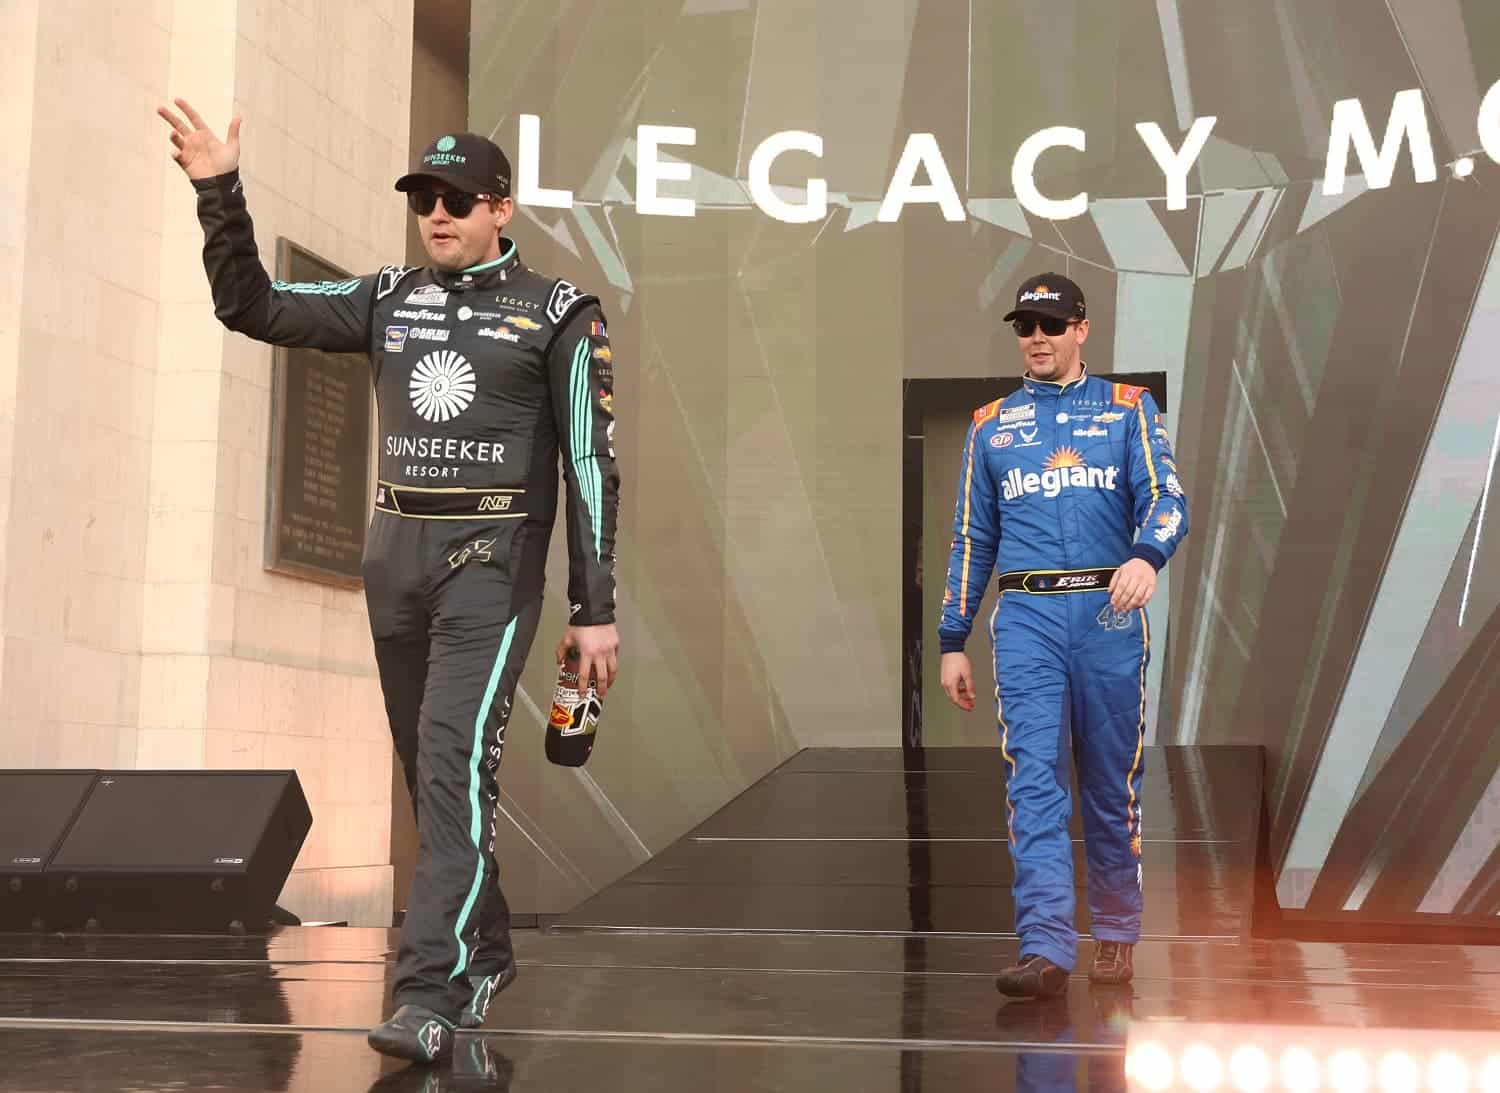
[156,98,241,180]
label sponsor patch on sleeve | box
[1112,383,1145,407]
[974,400,1002,425]
[546,279,584,324]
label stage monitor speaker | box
[47,770,312,933]
[0,770,99,929]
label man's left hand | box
[555,624,620,699]
[1109,558,1157,613]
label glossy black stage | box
[3,746,1497,1091]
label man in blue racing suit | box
[938,273,1188,997]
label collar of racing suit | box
[429,238,522,293]
[1022,363,1089,399]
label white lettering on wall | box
[1323,88,1437,196]
[1012,127,1087,220]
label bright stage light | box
[1229,1045,1273,1093]
[1327,1049,1371,1093]
[1477,1056,1500,1093]
[1427,1052,1471,1092]
[1281,1046,1323,1093]
[1376,1051,1420,1093]
[1182,1043,1226,1091]
[1128,1040,1175,1092]
[1125,1022,1500,1093]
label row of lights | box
[1126,1023,1500,1092]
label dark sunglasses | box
[406,190,499,218]
[1012,316,1078,337]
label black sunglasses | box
[406,190,499,218]
[1012,315,1078,337]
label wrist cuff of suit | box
[192,169,241,195]
[938,635,968,654]
[1128,544,1167,571]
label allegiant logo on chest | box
[1001,447,1120,501]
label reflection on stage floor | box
[2,747,1494,1091]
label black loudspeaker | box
[0,771,99,929]
[46,770,312,933]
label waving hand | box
[156,98,240,180]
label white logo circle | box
[409,350,476,422]
[1056,412,1069,424]
[458,306,473,320]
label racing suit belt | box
[374,481,530,519]
[995,567,1117,594]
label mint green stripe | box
[569,339,604,559]
[463,240,516,273]
[270,278,362,296]
[449,615,518,982]
[577,336,603,555]
[573,340,593,539]
[581,342,603,556]
[569,340,596,555]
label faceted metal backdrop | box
[465,0,1500,922]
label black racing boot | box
[458,960,518,1029]
[995,953,1069,998]
[1089,940,1134,985]
[367,1004,456,1064]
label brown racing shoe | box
[1089,940,1134,985]
[994,953,1070,998]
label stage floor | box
[3,747,1498,1091]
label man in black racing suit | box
[157,101,619,1064]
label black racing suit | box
[192,171,618,1020]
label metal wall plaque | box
[264,240,372,588]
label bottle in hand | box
[546,647,601,767]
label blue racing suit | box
[938,369,1187,971]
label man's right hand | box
[157,98,240,180]
[940,651,977,712]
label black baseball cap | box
[395,132,512,197]
[1002,273,1087,322]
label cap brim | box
[394,169,488,194]
[1003,305,1074,322]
